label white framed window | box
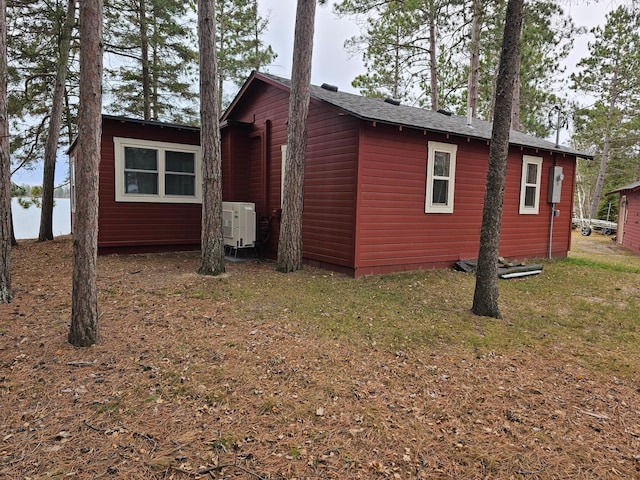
[280,144,287,207]
[425,141,457,213]
[114,137,202,203]
[519,155,543,214]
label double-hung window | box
[114,137,202,203]
[425,141,457,213]
[519,155,543,214]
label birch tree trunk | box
[471,0,523,319]
[39,0,76,241]
[69,0,102,346]
[198,0,225,276]
[589,84,618,219]
[0,0,11,303]
[277,0,316,273]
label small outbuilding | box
[607,181,640,254]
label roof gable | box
[224,71,590,159]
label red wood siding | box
[620,190,640,253]
[500,153,575,260]
[98,118,201,253]
[221,76,578,276]
[353,122,576,276]
[222,83,359,269]
[222,124,251,202]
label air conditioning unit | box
[222,201,256,248]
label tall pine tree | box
[0,0,11,303]
[39,0,76,241]
[337,0,576,132]
[198,0,225,276]
[7,0,79,181]
[336,0,463,108]
[216,0,276,107]
[69,0,103,347]
[276,0,318,273]
[471,0,523,319]
[571,6,640,219]
[104,0,199,123]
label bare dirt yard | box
[1,233,640,479]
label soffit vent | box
[321,83,338,92]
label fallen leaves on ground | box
[1,237,639,479]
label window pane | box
[125,171,158,194]
[432,179,449,205]
[125,147,157,171]
[166,174,195,196]
[526,163,538,184]
[525,186,536,207]
[434,151,450,177]
[166,151,195,173]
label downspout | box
[548,154,557,260]
[548,199,555,259]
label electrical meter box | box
[548,166,564,204]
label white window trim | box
[114,137,202,204]
[519,155,543,214]
[425,141,457,214]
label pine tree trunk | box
[428,13,438,111]
[471,0,523,319]
[509,21,523,132]
[0,0,12,303]
[276,0,316,273]
[216,0,226,109]
[69,0,102,347]
[139,0,151,120]
[151,10,159,120]
[467,0,482,118]
[198,0,225,276]
[39,0,75,242]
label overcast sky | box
[12,0,616,185]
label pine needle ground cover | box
[1,232,639,479]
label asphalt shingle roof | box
[607,180,640,194]
[258,72,589,159]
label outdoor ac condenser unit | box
[222,201,256,248]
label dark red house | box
[607,181,640,254]
[220,72,586,276]
[81,73,588,276]
[70,115,202,254]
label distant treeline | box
[11,183,71,199]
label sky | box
[12,0,616,186]
[257,0,615,100]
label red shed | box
[220,72,587,276]
[607,181,640,254]
[70,115,202,254]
